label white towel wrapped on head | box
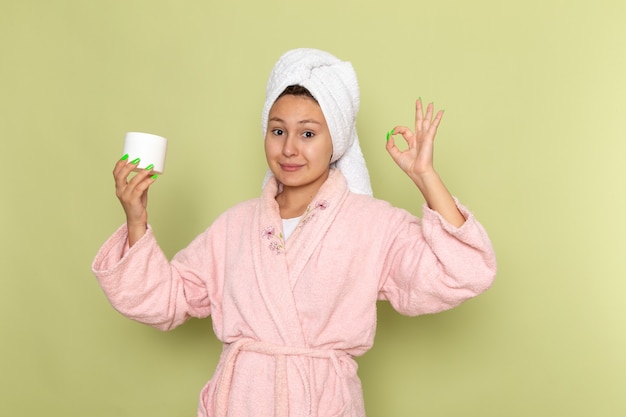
[261,48,372,196]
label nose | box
[282,133,298,157]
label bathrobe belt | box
[215,338,351,417]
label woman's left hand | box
[385,98,443,184]
[386,98,465,227]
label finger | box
[385,135,404,165]
[425,102,434,122]
[432,110,443,129]
[129,173,157,198]
[386,136,416,173]
[113,157,125,171]
[114,158,147,197]
[127,163,157,188]
[113,159,140,192]
[419,102,434,132]
[114,156,141,174]
[113,157,130,179]
[119,171,157,208]
[389,126,416,149]
[429,109,445,133]
[415,99,424,131]
[391,126,412,136]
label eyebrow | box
[269,117,322,125]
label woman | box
[93,48,496,417]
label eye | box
[271,128,284,136]
[302,131,315,139]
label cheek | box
[306,143,333,165]
[264,137,275,157]
[263,141,274,163]
[324,140,334,161]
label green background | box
[2,0,625,416]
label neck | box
[276,172,330,218]
[276,186,317,219]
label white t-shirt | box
[282,217,302,241]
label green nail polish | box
[151,174,159,180]
[386,129,394,142]
[145,164,154,171]
[130,158,140,164]
[120,153,129,161]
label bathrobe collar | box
[252,169,350,346]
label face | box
[264,94,333,193]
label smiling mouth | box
[280,163,303,172]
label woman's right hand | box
[113,155,158,247]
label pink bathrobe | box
[92,169,496,417]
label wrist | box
[126,220,148,247]
[409,169,440,192]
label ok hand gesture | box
[386,98,465,227]
[385,98,443,183]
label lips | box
[280,163,304,172]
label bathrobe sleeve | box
[91,224,215,331]
[378,198,496,316]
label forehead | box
[269,94,325,118]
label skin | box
[113,96,464,248]
[113,158,157,247]
[264,94,333,219]
[386,99,466,227]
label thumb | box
[385,136,405,167]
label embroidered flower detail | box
[299,200,330,229]
[315,200,329,210]
[262,200,329,254]
[268,240,282,254]
[261,226,276,239]
[261,226,284,254]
